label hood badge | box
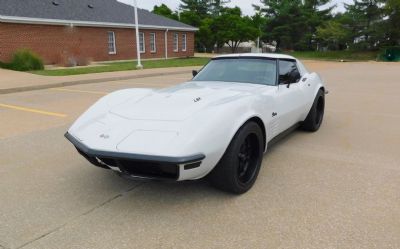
[99,134,110,139]
[194,97,202,103]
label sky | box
[118,0,354,16]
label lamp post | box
[133,0,143,69]
[254,5,262,53]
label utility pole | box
[254,5,262,53]
[133,0,143,69]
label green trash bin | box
[381,47,400,62]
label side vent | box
[52,1,59,6]
[88,4,94,9]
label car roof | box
[214,53,296,60]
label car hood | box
[110,81,265,121]
[69,81,273,155]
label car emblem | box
[194,97,201,103]
[99,134,110,139]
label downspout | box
[165,29,169,60]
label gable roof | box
[0,0,197,31]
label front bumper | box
[65,132,205,180]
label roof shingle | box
[0,0,197,30]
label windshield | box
[193,58,277,86]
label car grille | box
[76,147,179,180]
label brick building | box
[0,0,197,65]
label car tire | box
[301,89,325,132]
[208,121,264,194]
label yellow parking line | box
[0,103,67,118]
[51,88,108,95]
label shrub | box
[8,49,44,71]
[0,61,8,69]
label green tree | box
[179,11,202,28]
[179,0,210,18]
[344,0,384,49]
[179,0,231,51]
[209,0,231,16]
[300,0,333,50]
[215,7,259,52]
[381,0,400,46]
[316,20,352,50]
[260,0,304,49]
[179,0,231,25]
[197,18,216,52]
[259,0,333,50]
[152,4,179,21]
[313,0,400,50]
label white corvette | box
[65,54,326,194]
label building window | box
[150,33,156,53]
[108,31,116,54]
[182,34,187,52]
[173,33,179,52]
[139,32,145,53]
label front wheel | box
[301,89,325,132]
[208,122,264,194]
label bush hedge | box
[3,49,44,71]
[0,61,8,69]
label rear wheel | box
[301,89,325,132]
[208,122,264,194]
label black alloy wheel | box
[208,121,264,194]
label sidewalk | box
[0,66,199,94]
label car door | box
[275,59,305,134]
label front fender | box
[175,97,269,180]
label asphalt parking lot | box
[0,61,399,249]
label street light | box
[133,0,143,69]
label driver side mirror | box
[192,70,198,77]
[290,71,301,83]
[281,70,301,88]
[286,71,301,88]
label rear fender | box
[300,72,325,121]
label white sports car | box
[65,53,326,194]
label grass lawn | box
[32,57,210,76]
[287,50,379,61]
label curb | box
[0,70,191,95]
